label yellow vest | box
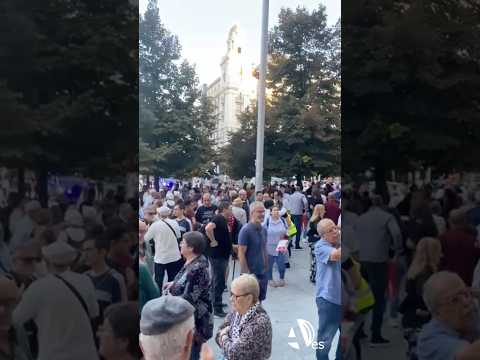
[352,259,375,313]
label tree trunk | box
[154,175,160,192]
[374,164,390,205]
[17,167,25,196]
[36,168,48,207]
[296,174,302,188]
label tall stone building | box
[206,25,257,147]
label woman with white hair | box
[215,274,272,360]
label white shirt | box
[144,218,181,264]
[232,206,247,225]
[13,271,99,360]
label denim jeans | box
[210,257,228,310]
[316,297,341,360]
[267,253,286,280]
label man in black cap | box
[140,295,215,360]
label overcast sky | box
[139,0,340,85]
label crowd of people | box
[0,184,140,360]
[12,173,480,360]
[138,177,343,360]
[340,177,480,360]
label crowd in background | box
[138,176,342,360]
[341,177,480,360]
[0,184,141,360]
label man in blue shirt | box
[417,271,480,360]
[238,201,269,302]
[315,218,342,360]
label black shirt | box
[208,215,232,259]
[195,205,217,226]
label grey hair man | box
[139,295,196,360]
[237,201,269,302]
[417,271,480,360]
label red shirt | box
[325,200,341,225]
[440,229,480,286]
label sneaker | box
[277,279,286,287]
[214,309,228,318]
[269,280,278,288]
[369,337,391,347]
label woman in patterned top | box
[164,231,213,360]
[215,274,272,360]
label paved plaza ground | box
[207,241,407,360]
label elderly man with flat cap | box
[12,241,99,360]
[139,295,215,360]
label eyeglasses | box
[325,227,339,234]
[230,291,250,300]
[440,288,473,307]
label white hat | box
[42,241,78,266]
[65,209,84,227]
[157,206,171,217]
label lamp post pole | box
[255,0,269,193]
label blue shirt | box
[314,239,341,305]
[238,223,267,275]
[417,318,470,360]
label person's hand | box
[210,239,219,247]
[200,343,215,360]
[163,282,173,290]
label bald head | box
[317,218,339,245]
[317,218,336,236]
[423,271,464,315]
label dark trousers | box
[291,214,303,247]
[154,260,182,293]
[210,257,228,310]
[361,261,388,339]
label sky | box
[140,0,340,86]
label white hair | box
[422,271,462,314]
[140,315,194,360]
[317,218,335,236]
[249,201,265,215]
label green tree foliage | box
[139,0,216,178]
[343,0,480,189]
[0,0,138,202]
[224,5,340,180]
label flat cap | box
[42,241,78,265]
[140,295,194,336]
[157,206,171,217]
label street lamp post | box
[255,0,269,193]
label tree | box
[0,0,138,204]
[342,0,480,198]
[223,5,341,182]
[139,0,216,178]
